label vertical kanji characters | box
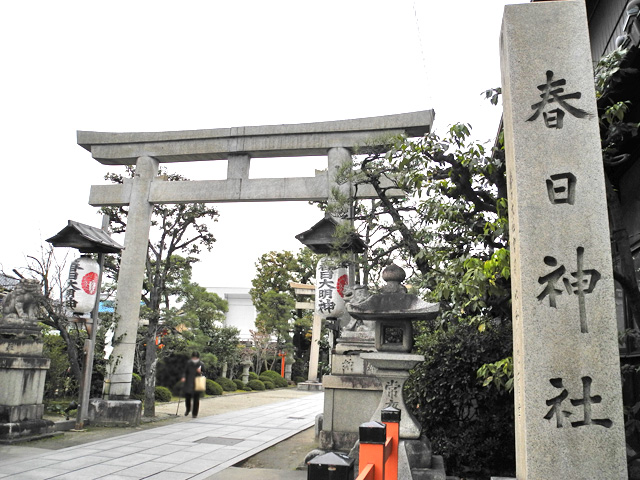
[527,70,591,128]
[537,247,601,332]
[546,172,577,205]
[543,376,612,429]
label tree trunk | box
[143,318,158,417]
[58,324,83,387]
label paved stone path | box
[0,392,323,480]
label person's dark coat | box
[183,359,205,394]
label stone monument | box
[501,1,627,478]
[0,279,55,443]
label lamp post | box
[46,216,123,430]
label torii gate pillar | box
[106,156,158,398]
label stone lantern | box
[347,263,447,477]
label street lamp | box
[46,217,123,430]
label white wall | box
[206,287,256,341]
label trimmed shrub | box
[154,386,172,402]
[293,376,306,384]
[260,371,288,388]
[406,321,514,477]
[233,379,245,390]
[216,377,237,392]
[263,380,275,390]
[243,385,252,391]
[131,373,143,395]
[249,372,259,381]
[247,379,265,391]
[206,379,223,396]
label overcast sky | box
[0,0,528,289]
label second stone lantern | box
[346,263,439,439]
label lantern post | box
[46,216,123,430]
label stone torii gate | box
[78,110,434,401]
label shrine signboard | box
[500,1,627,478]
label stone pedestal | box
[0,323,54,443]
[319,338,381,451]
[361,352,424,439]
[320,371,382,451]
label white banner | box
[315,258,348,318]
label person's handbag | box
[194,375,206,392]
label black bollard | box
[307,451,355,480]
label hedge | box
[216,377,238,392]
[260,370,288,388]
[247,379,265,391]
[155,386,172,402]
[233,379,245,390]
[206,379,223,396]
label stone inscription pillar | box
[107,155,159,398]
[500,2,627,478]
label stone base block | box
[0,355,50,406]
[0,418,55,444]
[297,381,324,391]
[397,437,444,480]
[320,375,382,451]
[0,403,44,423]
[331,354,377,376]
[411,455,446,480]
[319,430,359,451]
[88,398,141,427]
[0,337,44,356]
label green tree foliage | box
[43,330,77,398]
[249,248,317,372]
[333,122,513,476]
[406,321,514,477]
[101,167,219,417]
[155,285,237,389]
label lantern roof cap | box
[295,214,366,254]
[46,220,123,254]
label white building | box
[206,287,256,341]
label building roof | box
[0,273,20,289]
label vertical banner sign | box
[315,258,348,318]
[66,256,100,314]
[500,2,627,479]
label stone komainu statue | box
[1,278,41,320]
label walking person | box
[181,351,205,418]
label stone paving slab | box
[207,466,306,480]
[0,392,322,479]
